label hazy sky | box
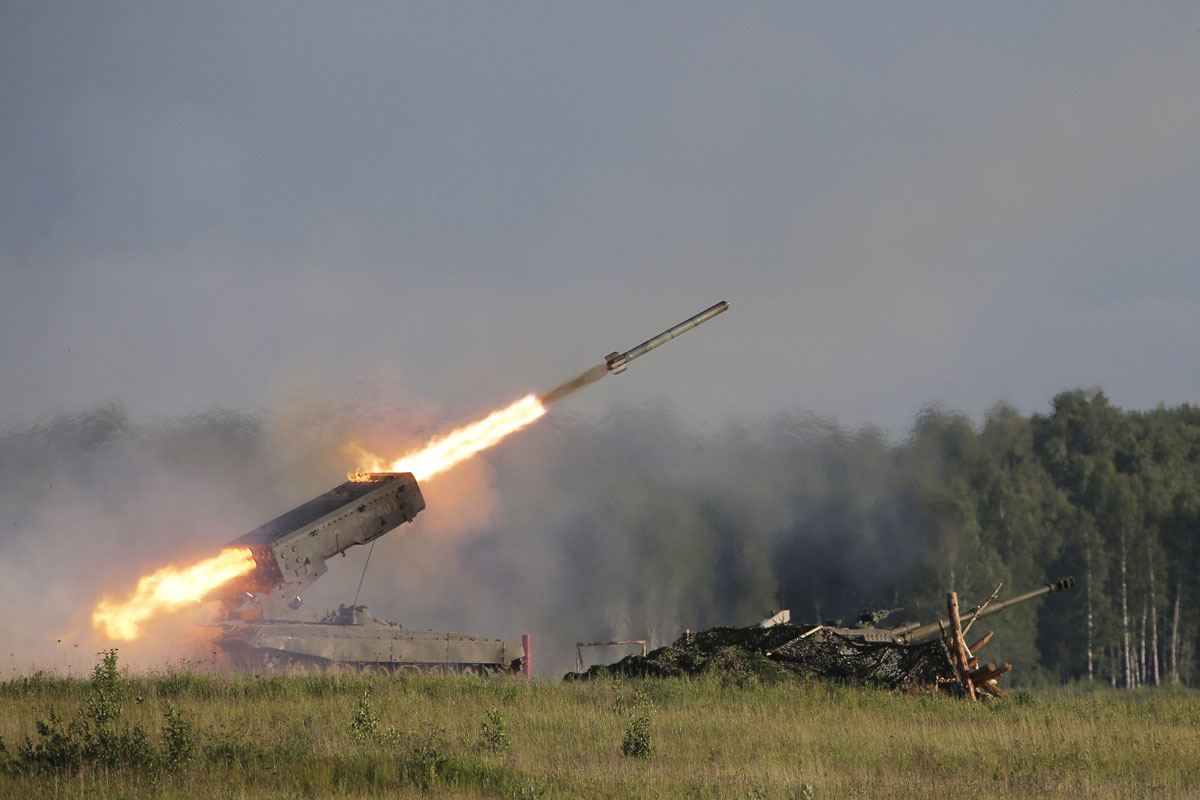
[4,3,1200,435]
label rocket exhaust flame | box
[349,394,546,481]
[349,363,612,481]
[349,364,614,482]
[91,547,257,641]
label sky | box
[2,3,1200,674]
[4,3,1200,437]
[3,3,1200,434]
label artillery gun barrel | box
[889,621,922,636]
[895,577,1075,644]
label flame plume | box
[92,547,257,641]
[350,394,545,481]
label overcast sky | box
[3,2,1199,436]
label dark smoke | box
[539,364,608,406]
[419,404,936,673]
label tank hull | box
[213,612,523,674]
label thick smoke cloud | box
[0,399,951,676]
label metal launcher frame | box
[222,473,425,616]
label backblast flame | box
[92,547,257,641]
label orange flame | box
[92,547,257,641]
[349,394,546,481]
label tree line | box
[783,389,1199,688]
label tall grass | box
[1,655,1196,799]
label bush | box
[620,714,654,759]
[88,649,124,726]
[401,725,451,789]
[161,701,195,769]
[614,679,656,759]
[478,707,511,753]
[350,689,381,744]
[3,650,194,776]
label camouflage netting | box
[567,624,962,693]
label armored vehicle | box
[570,578,1075,691]
[212,473,524,673]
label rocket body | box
[605,301,729,374]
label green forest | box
[802,388,1200,688]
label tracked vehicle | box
[571,578,1075,692]
[211,473,524,674]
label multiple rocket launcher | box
[212,472,532,672]
[220,302,731,619]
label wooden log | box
[970,662,1013,684]
[969,661,998,679]
[947,591,976,700]
[978,680,1007,699]
[969,631,994,653]
[944,632,963,673]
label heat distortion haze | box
[89,302,730,643]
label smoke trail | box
[540,364,609,406]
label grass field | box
[1,652,1196,799]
